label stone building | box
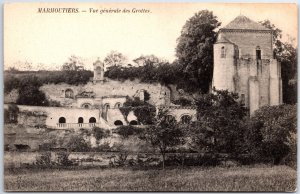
[4,58,196,130]
[212,15,282,114]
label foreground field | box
[4,165,296,192]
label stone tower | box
[212,15,282,115]
[93,58,105,84]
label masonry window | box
[256,46,261,60]
[166,115,175,122]
[81,103,92,109]
[104,103,110,110]
[221,46,226,58]
[240,94,245,106]
[65,89,74,99]
[89,117,96,123]
[58,117,66,127]
[78,117,84,127]
[114,120,123,126]
[59,117,66,123]
[180,115,192,124]
[129,120,138,125]
[115,102,121,108]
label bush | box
[65,135,91,152]
[92,127,110,141]
[4,104,19,123]
[245,104,296,165]
[114,125,144,138]
[36,152,51,166]
[55,151,73,166]
[173,97,192,106]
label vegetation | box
[5,70,93,94]
[176,10,221,93]
[190,89,247,156]
[120,97,156,125]
[65,135,91,152]
[104,50,128,67]
[140,109,185,169]
[244,104,296,165]
[114,125,144,138]
[4,104,19,123]
[4,166,296,191]
[16,76,49,106]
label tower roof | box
[222,15,271,31]
[216,33,234,44]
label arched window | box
[78,117,84,123]
[78,117,84,127]
[58,117,66,128]
[89,117,96,127]
[115,102,121,108]
[256,46,261,60]
[65,89,74,99]
[89,117,96,123]
[129,120,138,125]
[180,115,191,124]
[104,103,110,110]
[166,115,176,122]
[114,120,123,126]
[221,46,226,58]
[59,117,66,123]
[81,103,92,109]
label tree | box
[245,104,296,164]
[133,54,166,66]
[190,89,247,157]
[65,135,91,152]
[140,109,185,169]
[176,10,221,93]
[62,55,85,71]
[260,20,297,104]
[16,76,49,106]
[120,97,156,125]
[104,50,128,67]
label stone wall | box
[39,79,171,107]
[220,30,273,58]
[213,43,236,91]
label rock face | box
[212,15,282,114]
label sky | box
[4,3,298,70]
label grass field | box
[4,165,296,192]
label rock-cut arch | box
[114,120,123,126]
[59,117,66,123]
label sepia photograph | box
[3,2,297,192]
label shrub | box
[4,104,19,123]
[245,104,296,165]
[55,151,73,166]
[65,135,91,152]
[92,127,110,141]
[173,97,192,106]
[114,125,144,138]
[36,152,51,166]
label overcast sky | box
[4,3,297,70]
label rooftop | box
[222,15,271,31]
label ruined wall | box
[18,112,47,127]
[40,79,171,107]
[221,30,273,58]
[269,59,282,106]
